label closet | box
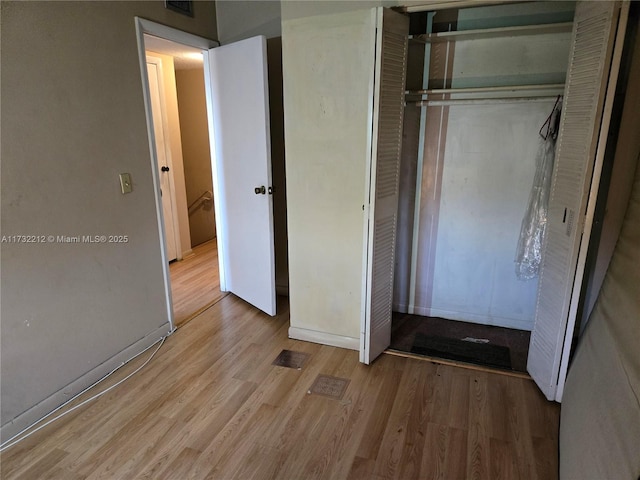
[394,3,573,332]
[282,0,628,402]
[390,5,574,374]
[362,0,628,400]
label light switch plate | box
[119,173,133,194]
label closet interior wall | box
[394,2,576,331]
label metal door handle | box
[161,166,170,172]
[254,186,266,195]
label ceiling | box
[144,34,204,70]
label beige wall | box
[1,0,216,437]
[175,68,216,248]
[216,0,281,44]
[281,0,391,21]
[147,51,192,257]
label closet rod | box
[406,83,565,96]
[412,96,560,107]
[411,22,573,42]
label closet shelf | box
[406,83,565,96]
[411,21,573,43]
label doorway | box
[136,19,288,328]
[138,24,224,329]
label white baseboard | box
[410,306,532,331]
[392,303,409,314]
[288,326,359,351]
[0,323,171,443]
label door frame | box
[134,18,220,330]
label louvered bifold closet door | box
[527,1,621,401]
[361,8,409,364]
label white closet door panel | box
[361,8,409,364]
[528,0,620,400]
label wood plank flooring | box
[170,239,227,328]
[1,295,560,479]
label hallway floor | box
[169,239,228,328]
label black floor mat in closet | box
[410,333,512,370]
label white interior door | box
[361,8,410,364]
[205,36,276,316]
[527,0,624,401]
[147,57,179,262]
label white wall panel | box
[283,9,377,341]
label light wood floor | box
[170,239,227,328]
[1,295,560,480]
